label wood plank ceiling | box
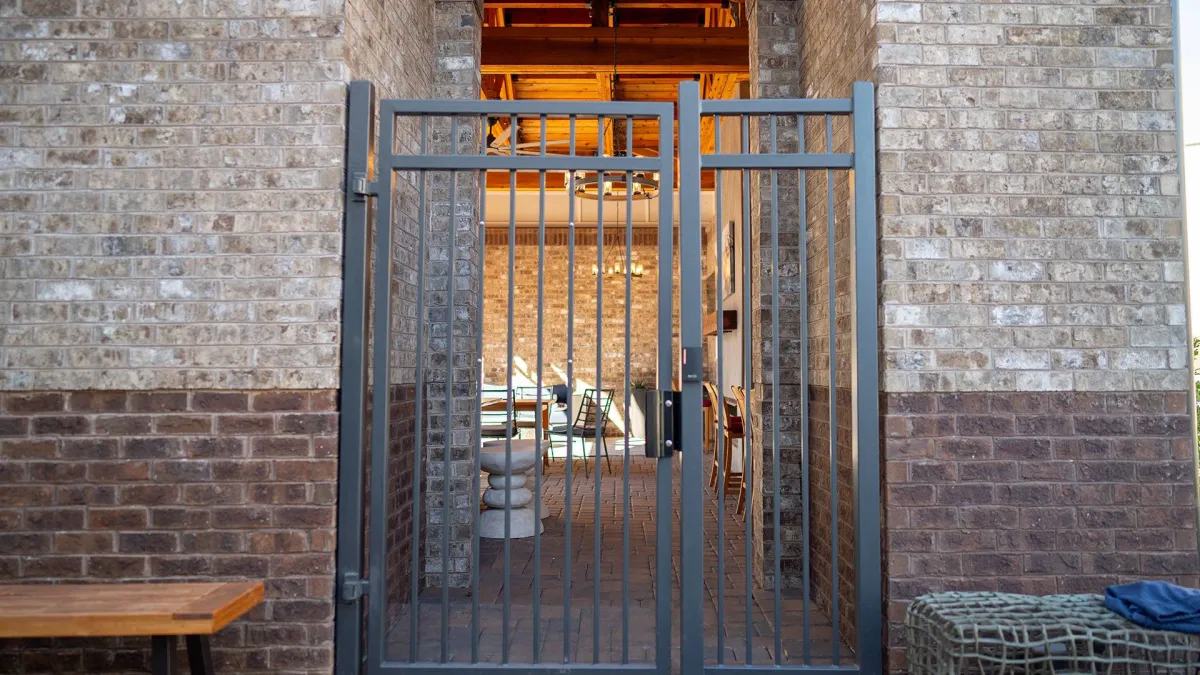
[481,0,749,189]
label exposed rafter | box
[486,0,725,7]
[482,27,748,75]
[487,171,714,190]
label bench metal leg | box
[186,636,214,675]
[151,636,176,675]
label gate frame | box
[336,80,881,675]
[676,80,881,675]
[336,83,678,675]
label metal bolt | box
[664,399,672,408]
[665,440,673,448]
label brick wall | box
[1,0,439,667]
[875,0,1193,669]
[877,0,1185,394]
[883,390,1197,664]
[806,385,855,651]
[482,227,660,431]
[0,390,338,673]
[789,0,877,653]
[344,0,433,618]
[0,0,349,392]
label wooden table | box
[0,581,264,675]
[481,397,552,433]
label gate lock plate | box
[644,389,680,458]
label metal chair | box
[548,388,614,477]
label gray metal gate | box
[335,80,880,675]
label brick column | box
[425,0,483,588]
[746,0,803,595]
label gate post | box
[336,79,376,675]
[850,80,882,675]
[677,79,705,675]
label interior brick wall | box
[0,390,338,674]
[482,227,660,432]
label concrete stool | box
[479,439,548,539]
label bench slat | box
[0,582,264,638]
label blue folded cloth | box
[1105,581,1200,633]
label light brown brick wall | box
[877,0,1185,394]
[0,0,353,391]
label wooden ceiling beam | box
[482,26,747,74]
[487,171,713,190]
[590,0,608,26]
[486,0,725,8]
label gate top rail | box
[380,99,673,118]
[699,98,853,115]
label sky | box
[1182,0,1200,331]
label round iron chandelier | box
[566,162,660,202]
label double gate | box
[336,80,880,675]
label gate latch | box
[341,572,369,603]
[644,390,680,458]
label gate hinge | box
[340,572,369,603]
[351,173,377,199]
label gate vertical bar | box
[797,117,812,666]
[621,115,633,666]
[740,113,753,664]
[713,114,727,667]
[564,115,577,667]
[769,116,782,666]
[851,81,882,675]
[335,79,374,675]
[654,104,674,675]
[441,117,458,664]
[471,118,487,665]
[592,117,604,665]
[409,115,429,665]
[824,113,840,665]
[677,80,704,675]
[534,114,548,666]
[367,99,396,674]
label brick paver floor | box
[386,452,852,668]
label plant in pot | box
[630,379,651,440]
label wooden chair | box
[731,385,751,516]
[706,383,742,498]
[702,381,716,453]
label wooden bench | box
[0,581,264,675]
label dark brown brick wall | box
[0,390,338,674]
[806,385,855,651]
[386,384,420,623]
[883,390,1199,670]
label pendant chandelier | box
[567,162,660,202]
[567,0,660,202]
[592,254,646,278]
